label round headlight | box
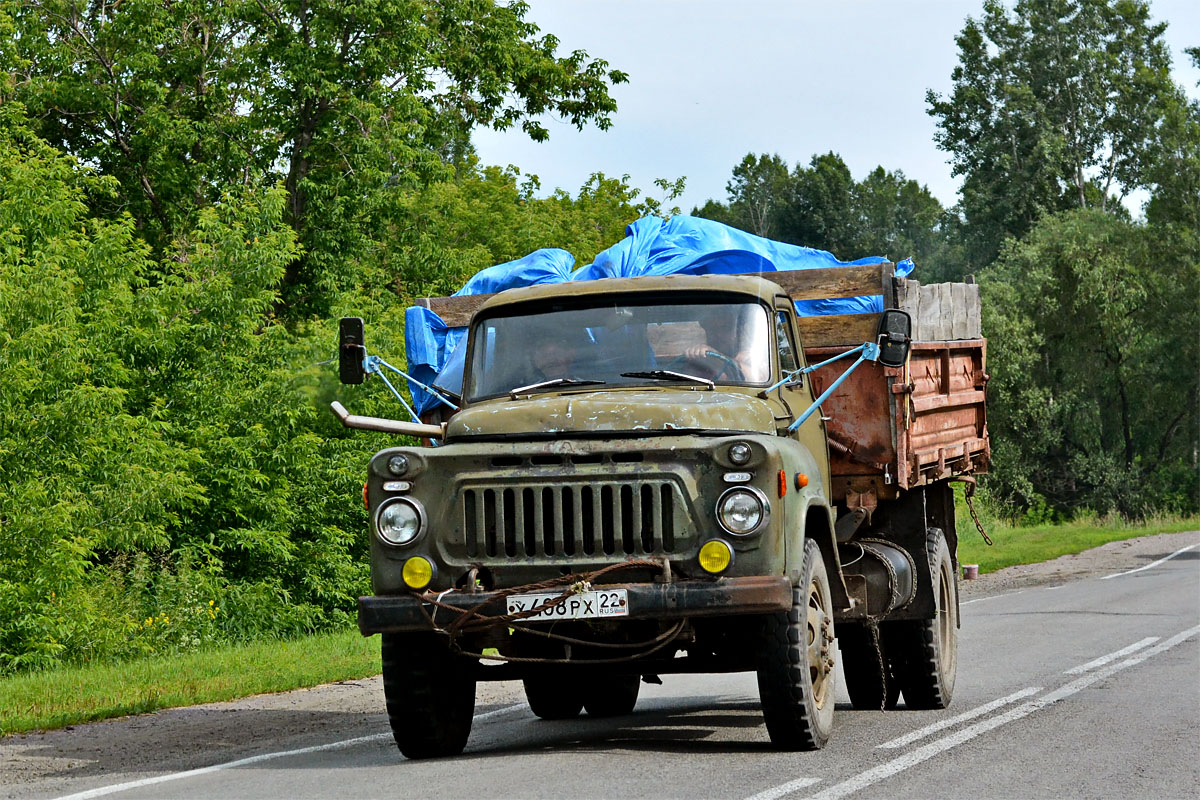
[717,487,767,535]
[377,498,423,545]
[728,442,753,465]
[387,454,410,476]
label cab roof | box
[473,273,789,317]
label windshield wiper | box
[620,370,715,390]
[509,377,606,398]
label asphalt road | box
[13,537,1200,800]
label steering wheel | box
[665,351,745,382]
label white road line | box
[960,590,1024,606]
[744,623,1200,800]
[743,777,822,800]
[875,687,1041,749]
[1064,636,1159,675]
[53,702,528,800]
[1100,543,1199,580]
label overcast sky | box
[473,0,1200,215]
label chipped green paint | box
[447,388,778,438]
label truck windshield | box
[467,299,771,400]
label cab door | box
[771,297,832,498]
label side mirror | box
[339,317,367,384]
[876,309,912,368]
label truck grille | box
[461,481,681,559]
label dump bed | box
[766,263,989,503]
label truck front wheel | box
[381,632,477,758]
[757,538,837,750]
[888,527,958,709]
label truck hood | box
[446,390,778,438]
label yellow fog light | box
[698,540,733,574]
[402,556,434,590]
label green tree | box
[1145,46,1200,230]
[927,0,1186,264]
[0,107,203,670]
[375,161,664,299]
[849,166,960,276]
[0,104,387,672]
[981,209,1199,518]
[785,152,858,254]
[723,153,792,238]
[6,0,629,317]
[694,152,959,275]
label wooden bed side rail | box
[412,262,899,328]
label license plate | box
[506,589,629,622]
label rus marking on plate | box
[507,589,629,622]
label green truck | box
[333,264,989,758]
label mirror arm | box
[785,342,880,432]
[330,402,445,439]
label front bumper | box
[357,575,792,635]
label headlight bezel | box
[375,497,427,546]
[715,485,770,537]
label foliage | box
[693,151,961,277]
[379,161,656,300]
[0,106,380,673]
[6,0,629,317]
[980,209,1199,518]
[927,0,1186,264]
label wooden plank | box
[415,263,894,327]
[421,293,495,327]
[696,264,893,301]
[950,282,969,339]
[797,313,880,349]
[896,278,921,323]
[936,284,953,340]
[966,283,982,339]
[917,284,939,340]
[880,262,897,309]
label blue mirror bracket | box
[785,341,881,433]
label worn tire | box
[757,538,837,750]
[582,675,640,717]
[523,677,584,720]
[381,632,477,759]
[889,527,958,709]
[839,624,900,711]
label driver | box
[680,306,766,382]
[529,339,576,381]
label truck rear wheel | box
[381,632,477,759]
[757,538,837,750]
[583,675,640,717]
[523,677,584,720]
[839,624,900,710]
[889,527,958,709]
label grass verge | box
[957,515,1199,573]
[1,629,379,736]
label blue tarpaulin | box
[406,215,913,414]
